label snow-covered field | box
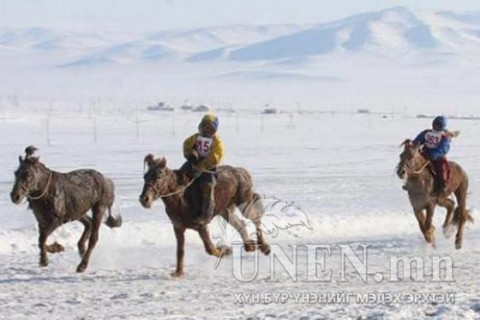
[1,5,480,319]
[1,109,479,319]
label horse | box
[139,154,270,278]
[10,146,122,272]
[396,139,473,249]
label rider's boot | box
[196,180,215,224]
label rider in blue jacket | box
[413,116,451,195]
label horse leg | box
[76,205,105,272]
[77,215,92,257]
[454,186,468,249]
[171,225,186,278]
[38,223,58,267]
[198,225,232,258]
[413,208,426,239]
[437,197,455,238]
[221,206,255,252]
[252,217,271,255]
[241,194,270,255]
[424,203,436,247]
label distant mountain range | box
[1,6,480,111]
[1,7,480,69]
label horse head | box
[10,146,48,204]
[139,154,168,208]
[396,139,422,179]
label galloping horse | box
[396,140,473,249]
[139,154,270,277]
[10,146,122,272]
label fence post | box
[135,111,140,141]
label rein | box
[148,177,197,198]
[22,172,53,200]
[407,160,431,176]
[144,163,214,199]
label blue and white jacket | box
[413,129,451,160]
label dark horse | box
[10,146,122,272]
[396,140,473,249]
[139,154,270,277]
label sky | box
[0,0,480,31]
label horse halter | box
[145,176,196,198]
[401,149,431,176]
[143,166,197,199]
[406,160,431,175]
[19,171,53,200]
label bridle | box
[144,168,197,199]
[400,146,431,177]
[19,171,53,200]
[146,178,196,198]
[407,160,431,175]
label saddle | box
[426,161,450,196]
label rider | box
[182,114,225,223]
[412,115,453,196]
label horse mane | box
[144,154,166,169]
[399,139,412,148]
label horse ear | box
[400,139,412,148]
[25,145,38,159]
[158,157,167,168]
[144,154,155,168]
[18,155,24,164]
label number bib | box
[424,131,444,149]
[195,136,213,157]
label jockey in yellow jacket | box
[182,114,224,223]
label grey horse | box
[10,146,122,272]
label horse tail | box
[452,166,473,225]
[467,210,475,224]
[104,178,122,228]
[105,206,123,228]
[452,207,474,225]
[252,192,264,215]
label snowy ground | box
[0,109,479,319]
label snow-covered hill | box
[2,7,480,66]
[1,7,480,111]
[226,7,480,61]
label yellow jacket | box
[183,133,225,171]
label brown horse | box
[396,139,473,249]
[10,146,122,272]
[139,154,270,278]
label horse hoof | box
[443,225,454,239]
[425,227,435,243]
[76,263,87,273]
[455,241,462,250]
[244,243,256,252]
[49,242,65,253]
[216,246,232,257]
[260,244,271,255]
[222,247,233,257]
[39,259,48,267]
[171,271,185,278]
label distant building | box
[357,109,370,114]
[193,105,211,112]
[147,102,174,111]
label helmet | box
[200,114,219,130]
[432,116,447,131]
